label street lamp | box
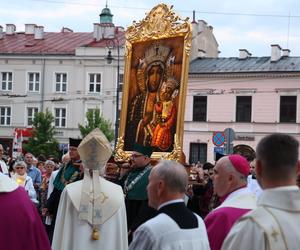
[106,38,121,148]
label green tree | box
[79,109,114,141]
[23,109,59,157]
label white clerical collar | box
[158,199,184,210]
[265,185,299,191]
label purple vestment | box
[204,187,257,250]
[0,186,51,250]
[205,206,250,250]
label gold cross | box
[100,192,108,203]
[88,192,109,204]
[271,228,279,241]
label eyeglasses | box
[16,167,25,170]
[131,154,144,159]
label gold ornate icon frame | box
[115,4,192,162]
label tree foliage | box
[78,109,114,142]
[23,109,59,157]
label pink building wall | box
[184,75,300,163]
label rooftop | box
[189,56,300,74]
[0,30,125,55]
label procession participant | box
[204,154,257,250]
[40,160,55,221]
[24,152,42,189]
[222,133,300,250]
[45,138,82,243]
[0,173,51,250]
[0,144,9,174]
[119,143,157,241]
[247,159,262,198]
[129,160,210,250]
[52,128,127,250]
[10,161,38,204]
[187,162,215,218]
[43,154,67,239]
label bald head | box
[153,160,188,193]
[147,160,188,209]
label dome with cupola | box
[100,4,113,23]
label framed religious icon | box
[115,4,192,162]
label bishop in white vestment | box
[52,129,128,250]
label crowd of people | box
[0,132,300,250]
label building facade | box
[0,7,125,152]
[184,45,300,163]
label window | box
[88,73,101,93]
[0,107,11,125]
[193,96,207,121]
[280,96,297,123]
[1,72,12,91]
[119,73,124,92]
[55,73,67,92]
[54,108,66,127]
[189,143,207,164]
[27,107,39,126]
[28,72,40,92]
[236,96,252,122]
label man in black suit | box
[129,160,210,250]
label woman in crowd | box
[40,160,55,221]
[11,161,38,204]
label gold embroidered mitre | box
[78,128,112,170]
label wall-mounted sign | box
[235,134,255,141]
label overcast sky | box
[2,0,300,57]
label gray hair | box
[13,161,27,169]
[45,160,55,166]
[153,160,188,193]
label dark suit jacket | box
[158,201,198,229]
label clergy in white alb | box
[222,133,300,250]
[129,160,210,250]
[52,128,128,250]
[222,187,300,250]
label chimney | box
[271,44,282,62]
[6,24,16,35]
[0,26,3,39]
[93,23,102,41]
[239,49,252,59]
[282,49,290,57]
[25,24,36,34]
[197,20,207,33]
[102,23,115,39]
[34,26,44,39]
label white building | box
[184,45,300,164]
[0,6,125,153]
